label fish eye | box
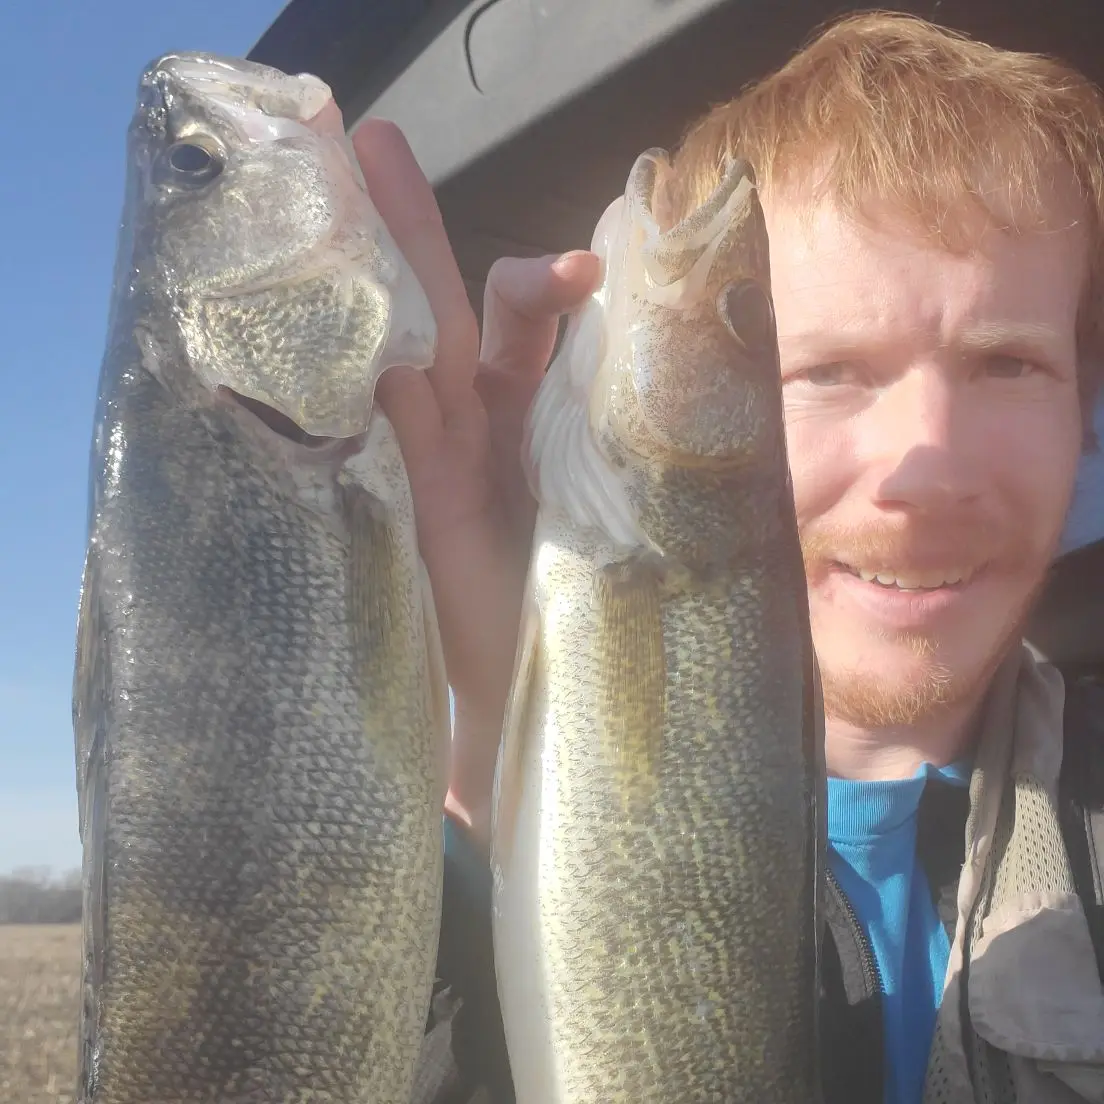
[162,140,223,186]
[719,279,775,355]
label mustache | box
[798,517,1035,572]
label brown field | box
[1,924,80,1104]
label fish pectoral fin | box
[418,557,452,806]
[524,290,647,553]
[72,548,108,1098]
[72,550,101,837]
[491,579,541,871]
[594,560,667,814]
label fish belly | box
[75,364,443,1104]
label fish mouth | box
[154,54,334,142]
[632,150,758,293]
[217,386,345,449]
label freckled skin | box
[74,54,445,1104]
[769,194,1085,767]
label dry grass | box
[0,925,80,1104]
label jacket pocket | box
[969,892,1104,1099]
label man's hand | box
[351,119,600,843]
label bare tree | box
[0,867,82,924]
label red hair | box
[668,11,1104,399]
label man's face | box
[765,193,1087,729]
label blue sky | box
[2,2,1103,878]
[0,0,288,874]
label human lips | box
[839,564,980,591]
[823,558,989,628]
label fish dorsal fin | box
[523,198,648,554]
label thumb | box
[480,251,601,377]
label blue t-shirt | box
[827,760,972,1104]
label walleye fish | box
[490,150,824,1103]
[72,54,450,1104]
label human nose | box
[861,369,982,512]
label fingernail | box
[551,251,585,274]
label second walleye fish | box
[491,150,824,1102]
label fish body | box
[73,54,448,1104]
[490,151,824,1103]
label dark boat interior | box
[249,0,1104,669]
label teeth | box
[852,567,972,590]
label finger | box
[307,98,345,140]
[374,364,441,461]
[475,364,540,540]
[480,251,601,376]
[351,119,480,420]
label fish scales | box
[535,485,814,1099]
[74,54,448,1104]
[491,151,824,1103]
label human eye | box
[786,361,862,387]
[983,353,1035,380]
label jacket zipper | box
[826,864,885,997]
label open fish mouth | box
[217,385,346,449]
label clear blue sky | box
[0,0,288,874]
[1,1,1103,878]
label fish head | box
[123,53,436,440]
[594,149,784,477]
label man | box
[350,12,1104,1104]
